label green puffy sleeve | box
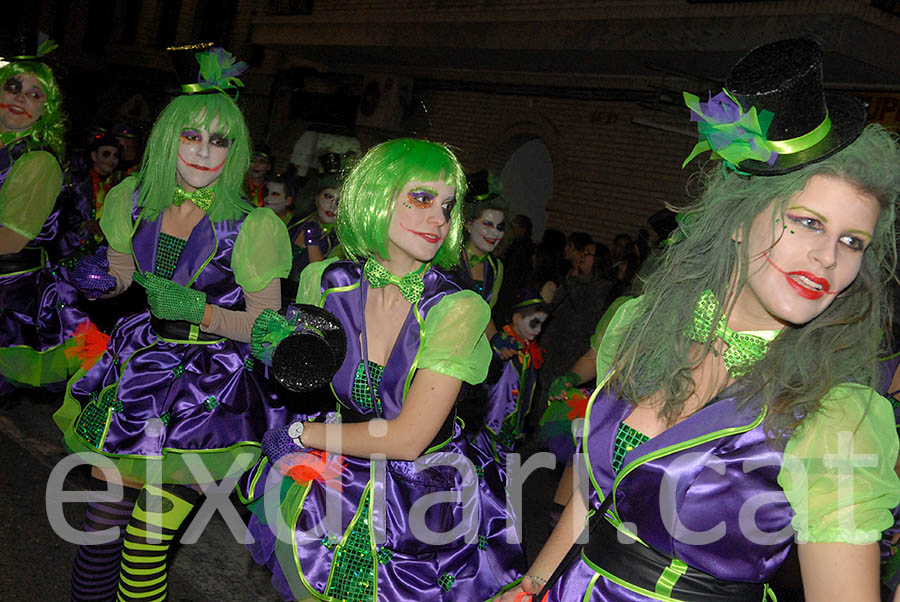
[99,176,138,254]
[0,150,62,240]
[418,289,492,384]
[593,295,642,381]
[296,256,339,305]
[489,256,503,308]
[778,383,900,544]
[232,207,293,293]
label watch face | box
[288,421,304,439]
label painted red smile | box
[764,252,833,300]
[0,103,33,118]
[400,223,443,244]
[178,154,226,172]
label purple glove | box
[303,222,324,248]
[261,422,308,464]
[72,246,116,297]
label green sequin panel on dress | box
[75,387,122,448]
[155,233,188,280]
[351,361,384,414]
[327,490,376,602]
[612,422,649,473]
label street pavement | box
[1,389,281,602]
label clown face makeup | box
[264,181,290,215]
[176,119,231,191]
[468,209,505,255]
[0,73,45,133]
[92,145,120,177]
[387,180,455,264]
[316,187,339,224]
[732,174,878,330]
[250,154,270,180]
[513,310,548,342]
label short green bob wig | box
[337,138,467,268]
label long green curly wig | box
[0,60,65,158]
[609,125,900,440]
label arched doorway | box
[499,138,553,239]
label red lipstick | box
[178,154,226,172]
[0,103,33,118]
[400,223,443,244]
[763,252,833,300]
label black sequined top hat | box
[318,151,342,174]
[724,38,866,176]
[271,305,347,393]
[167,42,247,97]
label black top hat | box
[253,142,272,160]
[271,305,347,393]
[319,152,342,174]
[167,43,246,96]
[724,38,866,176]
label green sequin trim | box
[327,491,376,601]
[159,411,171,426]
[352,361,384,413]
[74,387,119,448]
[478,534,488,550]
[204,396,219,411]
[438,573,455,591]
[172,365,185,377]
[376,547,394,565]
[155,233,187,280]
[244,356,254,371]
[612,422,649,474]
[322,534,339,550]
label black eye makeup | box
[100,150,117,158]
[528,317,544,330]
[441,199,456,221]
[3,77,22,95]
[210,134,232,148]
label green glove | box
[251,309,294,365]
[548,370,580,400]
[133,271,207,324]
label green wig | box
[135,92,251,222]
[609,124,900,440]
[0,60,65,158]
[336,138,467,268]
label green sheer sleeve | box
[778,383,900,544]
[233,207,293,293]
[489,256,503,308]
[593,295,642,380]
[0,150,62,240]
[296,257,339,305]
[99,176,138,254]
[418,289,492,384]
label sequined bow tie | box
[364,258,425,304]
[686,290,769,378]
[173,186,213,212]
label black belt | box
[150,316,222,342]
[0,246,42,273]
[341,406,457,451]
[581,515,766,602]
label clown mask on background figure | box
[468,209,505,255]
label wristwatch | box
[288,420,306,447]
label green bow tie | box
[364,258,426,304]
[173,186,214,212]
[469,252,489,266]
[686,289,771,378]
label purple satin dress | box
[243,261,525,601]
[469,348,537,466]
[56,195,298,484]
[548,388,792,601]
[0,141,88,394]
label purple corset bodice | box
[584,388,794,583]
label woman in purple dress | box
[502,39,900,602]
[243,138,525,601]
[0,37,91,394]
[55,45,293,601]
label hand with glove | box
[71,246,117,298]
[548,370,580,402]
[251,308,294,366]
[132,271,207,324]
[261,422,309,464]
[303,222,325,249]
